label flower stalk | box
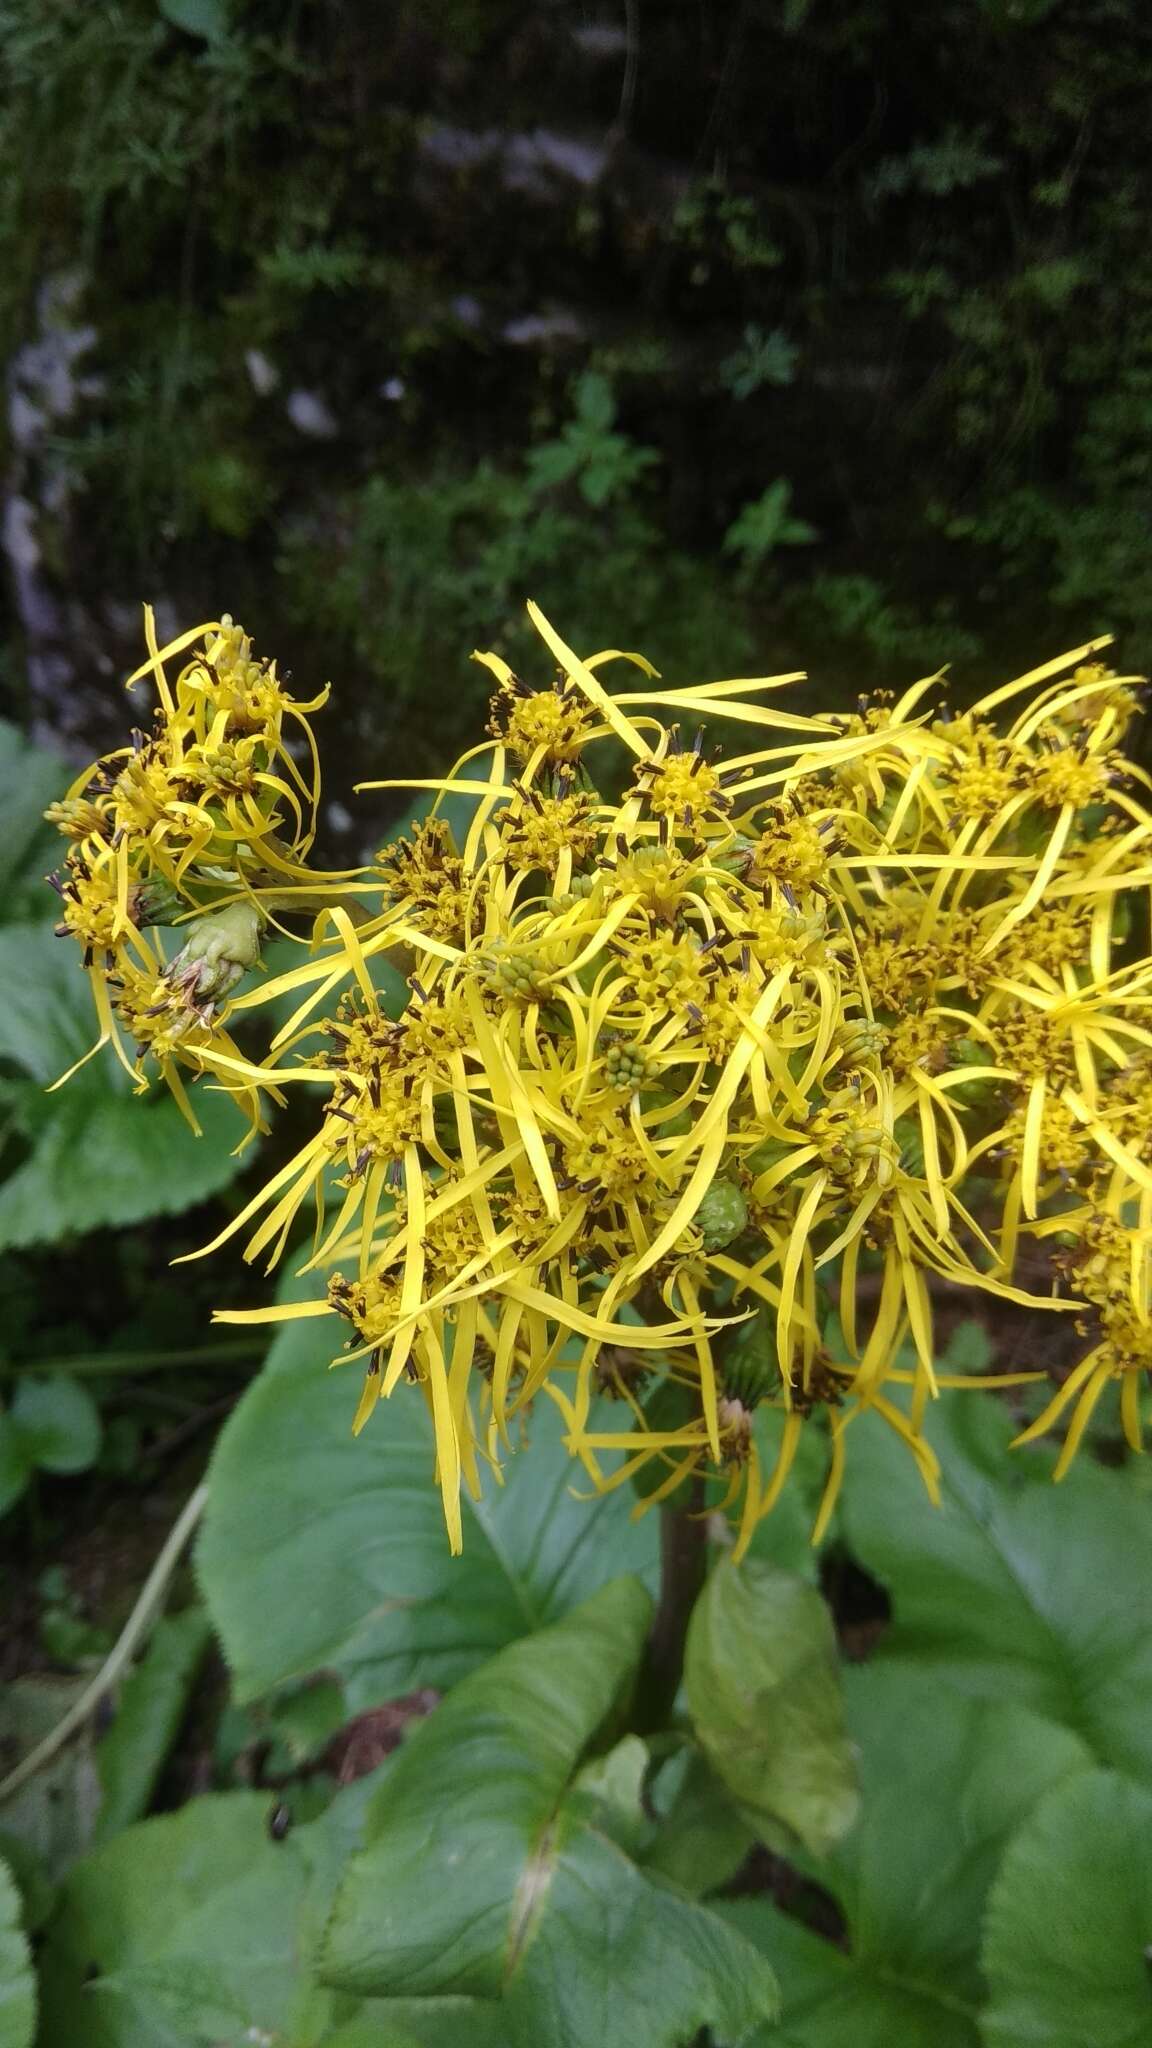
[634,1485,710,1733]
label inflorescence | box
[48,601,1152,1552]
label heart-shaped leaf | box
[718,1662,1091,2046]
[839,1389,1152,1783]
[981,1768,1152,2048]
[322,1579,779,2047]
[197,1304,658,1708]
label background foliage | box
[3,0,1152,786]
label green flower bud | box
[833,1017,889,1066]
[44,797,108,841]
[164,902,262,1011]
[694,1178,749,1251]
[479,942,549,1002]
[602,1038,653,1093]
[547,871,599,912]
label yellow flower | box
[47,608,335,1134]
[51,607,1152,1550]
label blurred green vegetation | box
[2,0,1150,787]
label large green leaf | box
[0,923,250,1249]
[981,1769,1152,2048]
[839,1389,1152,1781]
[685,1557,858,1855]
[322,1580,779,2046]
[0,921,109,1086]
[198,1305,658,1708]
[0,1858,35,2048]
[717,1663,1091,2047]
[38,1772,512,2048]
[37,1783,377,2047]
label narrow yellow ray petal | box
[526,601,649,758]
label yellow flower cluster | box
[46,610,330,1131]
[49,606,1152,1553]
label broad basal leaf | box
[717,1662,1091,2047]
[322,1580,779,2048]
[982,1769,1152,2048]
[839,1389,1152,1783]
[198,1304,658,1708]
[686,1557,858,1855]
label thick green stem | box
[634,1482,709,1732]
